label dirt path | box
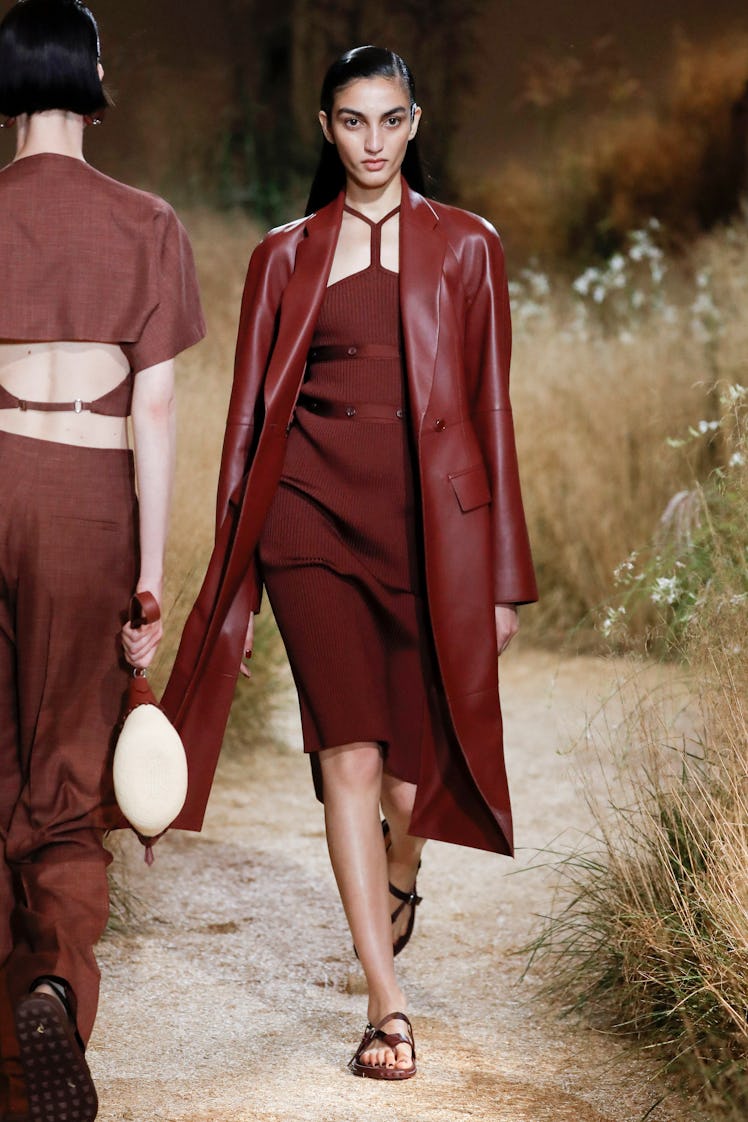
[90,651,689,1122]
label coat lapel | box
[400,185,446,430]
[263,193,344,419]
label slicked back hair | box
[306,45,425,215]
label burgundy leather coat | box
[162,183,537,854]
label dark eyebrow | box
[335,105,409,119]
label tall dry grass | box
[512,215,748,647]
[523,369,747,1114]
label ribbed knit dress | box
[258,206,433,787]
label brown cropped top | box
[0,153,205,396]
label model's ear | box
[408,105,422,142]
[97,62,104,82]
[319,110,334,145]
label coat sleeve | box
[214,234,292,612]
[463,222,538,605]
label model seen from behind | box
[0,3,204,1120]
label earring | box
[83,112,104,127]
[0,117,16,129]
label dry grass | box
[523,385,747,1114]
[512,216,748,647]
[512,311,707,644]
[526,602,748,1114]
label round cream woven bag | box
[113,593,188,845]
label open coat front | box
[162,184,538,854]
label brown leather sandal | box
[15,993,98,1122]
[390,877,423,956]
[383,819,423,955]
[348,1011,417,1080]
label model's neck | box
[14,110,86,162]
[344,174,403,222]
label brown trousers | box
[0,432,137,1114]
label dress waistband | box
[297,393,405,422]
[307,343,400,363]
[0,374,132,417]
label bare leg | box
[380,774,426,947]
[319,743,413,1071]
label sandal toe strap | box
[373,1012,416,1056]
[378,1031,413,1053]
[350,1013,417,1067]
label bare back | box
[0,340,130,448]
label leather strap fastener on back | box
[297,393,405,422]
[0,376,132,417]
[8,395,91,413]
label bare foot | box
[358,1012,414,1072]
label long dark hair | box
[0,0,107,119]
[305,45,425,216]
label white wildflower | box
[526,270,550,299]
[650,262,666,285]
[517,300,546,323]
[600,605,627,638]
[651,576,680,606]
[572,267,600,297]
[613,552,638,584]
[722,383,747,406]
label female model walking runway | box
[0,3,204,1118]
[164,44,536,1081]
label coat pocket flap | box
[449,465,492,512]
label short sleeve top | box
[0,152,205,373]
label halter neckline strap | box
[343,204,401,227]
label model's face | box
[319,76,421,194]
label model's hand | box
[495,604,519,656]
[121,618,163,669]
[240,612,254,679]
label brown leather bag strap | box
[125,591,161,709]
[129,591,161,628]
